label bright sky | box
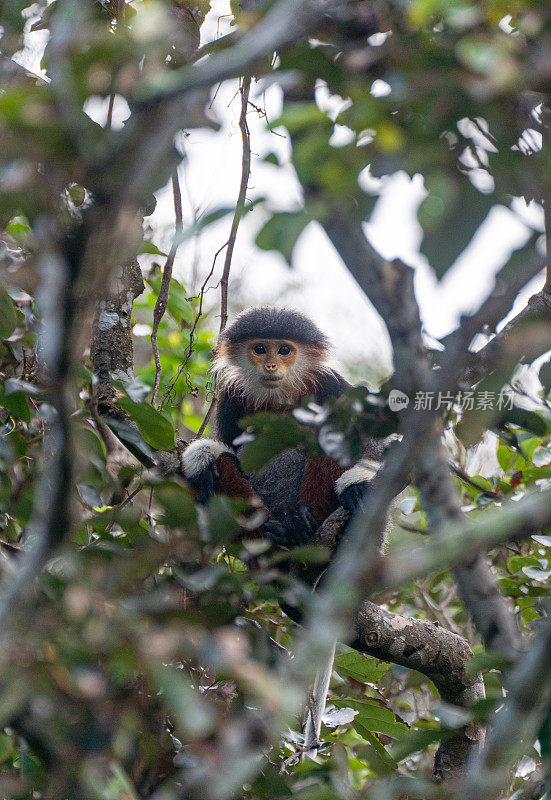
[16,0,547,383]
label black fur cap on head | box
[220,306,330,348]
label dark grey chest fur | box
[239,436,387,518]
[245,448,306,518]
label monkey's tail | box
[302,640,336,759]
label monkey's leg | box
[300,456,344,524]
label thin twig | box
[448,461,501,499]
[195,398,216,438]
[161,242,225,409]
[151,167,183,406]
[220,76,251,334]
[195,77,252,438]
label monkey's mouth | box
[262,376,283,384]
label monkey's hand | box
[180,438,234,505]
[335,458,381,515]
[261,505,317,549]
[337,480,371,514]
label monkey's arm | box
[180,438,254,505]
[313,371,387,512]
[181,438,297,546]
[335,457,383,513]
[300,450,384,521]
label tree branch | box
[0,238,74,628]
[462,286,551,386]
[352,601,485,782]
[317,211,525,659]
[415,432,523,658]
[459,615,551,800]
[313,485,551,593]
[134,0,352,104]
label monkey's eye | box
[253,344,266,355]
[278,344,291,356]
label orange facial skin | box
[245,339,299,385]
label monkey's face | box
[213,334,331,408]
[246,339,298,386]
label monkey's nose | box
[265,362,277,371]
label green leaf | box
[0,732,14,763]
[5,214,31,238]
[519,437,542,460]
[334,698,408,738]
[154,483,197,528]
[205,495,253,544]
[263,152,280,166]
[239,413,307,472]
[334,649,389,683]
[0,286,17,340]
[86,507,145,541]
[104,763,139,800]
[419,175,494,278]
[356,729,397,775]
[270,102,328,134]
[508,555,541,574]
[465,474,494,493]
[503,408,550,437]
[0,387,30,422]
[255,211,311,265]
[270,543,331,564]
[138,240,167,257]
[497,444,515,472]
[116,397,174,450]
[146,275,194,325]
[465,650,514,677]
[391,727,454,761]
[68,184,86,207]
[167,278,194,325]
[104,418,156,467]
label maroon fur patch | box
[214,453,268,537]
[301,456,346,523]
[215,453,254,499]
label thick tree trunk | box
[90,256,144,413]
